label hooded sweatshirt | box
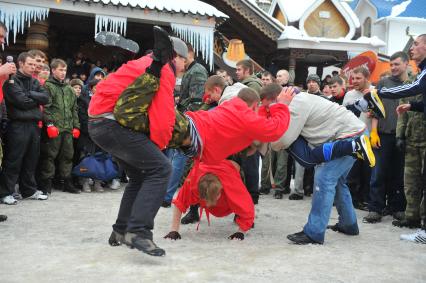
[173,160,255,232]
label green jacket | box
[241,74,262,94]
[180,62,208,101]
[396,94,426,145]
[43,77,80,132]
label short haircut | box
[259,83,282,101]
[418,34,426,43]
[352,66,370,78]
[390,51,409,62]
[89,79,100,90]
[237,87,260,105]
[28,49,46,60]
[186,43,194,54]
[50,58,67,69]
[17,52,34,64]
[198,173,222,206]
[42,63,50,71]
[329,76,344,86]
[216,69,227,75]
[205,75,226,91]
[0,21,7,32]
[236,59,254,75]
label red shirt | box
[186,97,290,165]
[173,160,254,231]
[88,56,176,149]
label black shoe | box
[364,90,386,118]
[363,211,382,223]
[152,26,173,65]
[63,178,81,194]
[304,186,312,197]
[392,218,421,229]
[287,231,320,245]
[108,230,124,246]
[327,223,359,235]
[161,201,171,208]
[382,207,392,216]
[124,232,165,257]
[0,215,7,222]
[181,209,200,224]
[354,135,376,167]
[274,190,283,199]
[259,187,271,195]
[289,193,303,200]
[251,195,259,205]
[353,201,369,211]
[282,187,291,194]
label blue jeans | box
[368,134,406,213]
[303,156,359,243]
[164,149,188,202]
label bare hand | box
[396,104,411,115]
[0,63,17,77]
[277,87,296,105]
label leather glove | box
[72,128,80,139]
[370,128,381,148]
[164,231,181,240]
[396,138,406,152]
[228,232,244,240]
[46,125,59,139]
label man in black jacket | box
[0,52,49,205]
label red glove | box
[46,125,59,139]
[72,128,80,139]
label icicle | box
[95,14,127,37]
[0,3,49,45]
[171,23,215,71]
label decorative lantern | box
[26,20,49,51]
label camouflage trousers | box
[404,143,426,222]
[113,73,189,148]
[260,147,289,189]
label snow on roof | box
[272,0,316,22]
[81,0,228,18]
[353,0,425,19]
[341,2,361,28]
[278,26,386,46]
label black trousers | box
[347,159,371,205]
[89,118,171,238]
[0,121,40,198]
[241,152,260,203]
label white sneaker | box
[27,190,48,200]
[400,229,426,244]
[93,181,104,193]
[81,179,91,193]
[1,195,18,205]
[109,179,121,190]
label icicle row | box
[0,3,49,44]
[171,23,215,71]
[95,14,127,36]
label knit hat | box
[306,74,321,85]
[69,78,84,88]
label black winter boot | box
[181,205,199,224]
[63,178,81,194]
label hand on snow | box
[228,232,244,240]
[164,231,181,240]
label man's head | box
[216,69,227,80]
[170,37,188,74]
[236,59,253,81]
[51,58,67,81]
[389,51,409,79]
[92,69,105,81]
[38,63,50,81]
[276,69,289,86]
[198,173,222,207]
[260,83,282,106]
[70,78,84,97]
[351,66,370,91]
[28,49,46,75]
[261,71,274,86]
[329,76,344,98]
[332,70,339,77]
[306,74,321,94]
[410,34,426,64]
[89,79,100,94]
[322,84,331,96]
[205,75,226,103]
[0,21,7,45]
[237,87,260,111]
[17,52,36,76]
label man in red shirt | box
[164,160,254,240]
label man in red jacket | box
[164,160,254,240]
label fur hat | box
[69,78,84,88]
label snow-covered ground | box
[1,188,425,283]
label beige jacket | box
[272,92,365,150]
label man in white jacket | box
[273,92,367,244]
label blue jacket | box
[379,58,426,116]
